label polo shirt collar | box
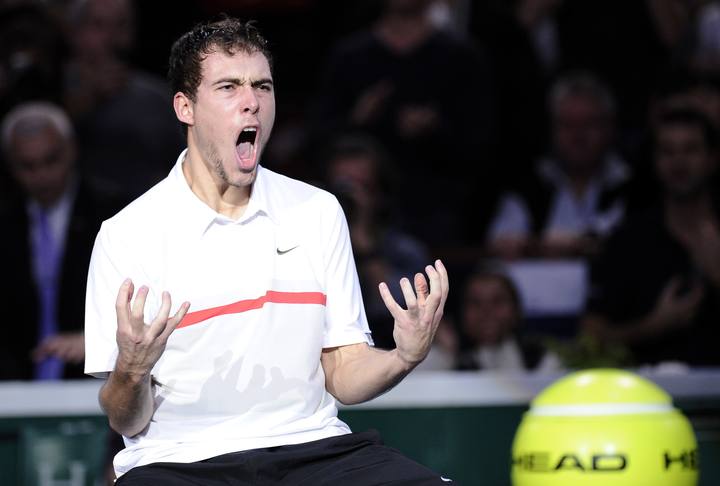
[170,149,276,238]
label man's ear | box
[173,92,194,126]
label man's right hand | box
[115,279,190,378]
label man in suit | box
[0,102,125,380]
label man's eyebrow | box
[212,77,243,86]
[251,78,274,88]
[211,77,274,87]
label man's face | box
[655,124,716,200]
[7,124,74,207]
[462,277,519,346]
[187,49,275,189]
[553,94,612,172]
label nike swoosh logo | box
[276,245,299,255]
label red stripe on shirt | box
[177,290,327,329]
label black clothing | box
[586,207,720,366]
[0,180,126,380]
[313,29,494,246]
[115,430,454,486]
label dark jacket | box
[0,180,126,380]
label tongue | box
[235,142,254,169]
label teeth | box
[243,127,257,132]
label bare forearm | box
[322,344,415,405]
[99,368,154,437]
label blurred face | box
[329,155,378,194]
[73,0,134,59]
[553,94,612,172]
[184,49,275,189]
[7,124,75,207]
[461,276,519,346]
[655,124,716,201]
[385,0,432,15]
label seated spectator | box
[487,72,631,259]
[0,102,125,380]
[322,134,429,349]
[582,107,720,366]
[457,268,561,372]
[313,0,494,246]
[61,0,184,198]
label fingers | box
[424,260,449,324]
[400,277,417,312]
[131,285,149,322]
[115,278,133,325]
[435,259,449,311]
[31,334,85,363]
[31,341,50,362]
[162,301,191,339]
[379,260,450,326]
[424,263,442,308]
[149,291,172,338]
[378,282,403,321]
[414,273,428,307]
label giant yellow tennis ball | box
[511,369,698,486]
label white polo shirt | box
[84,150,372,477]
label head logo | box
[665,449,699,471]
[512,452,627,473]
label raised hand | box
[378,260,449,366]
[114,279,190,377]
[648,276,704,333]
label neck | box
[183,146,251,220]
[564,162,602,198]
[34,173,77,210]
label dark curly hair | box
[168,17,273,102]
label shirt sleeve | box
[84,222,122,377]
[319,194,373,348]
[83,220,162,378]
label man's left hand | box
[379,260,449,366]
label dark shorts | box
[115,429,455,485]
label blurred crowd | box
[1,0,720,382]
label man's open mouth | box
[235,126,258,170]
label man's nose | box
[240,87,259,114]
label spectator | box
[582,107,720,366]
[487,73,631,260]
[62,0,184,198]
[0,3,67,205]
[555,0,682,152]
[0,3,65,117]
[313,0,494,246]
[323,134,429,349]
[0,102,125,380]
[470,0,563,181]
[456,268,561,372]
